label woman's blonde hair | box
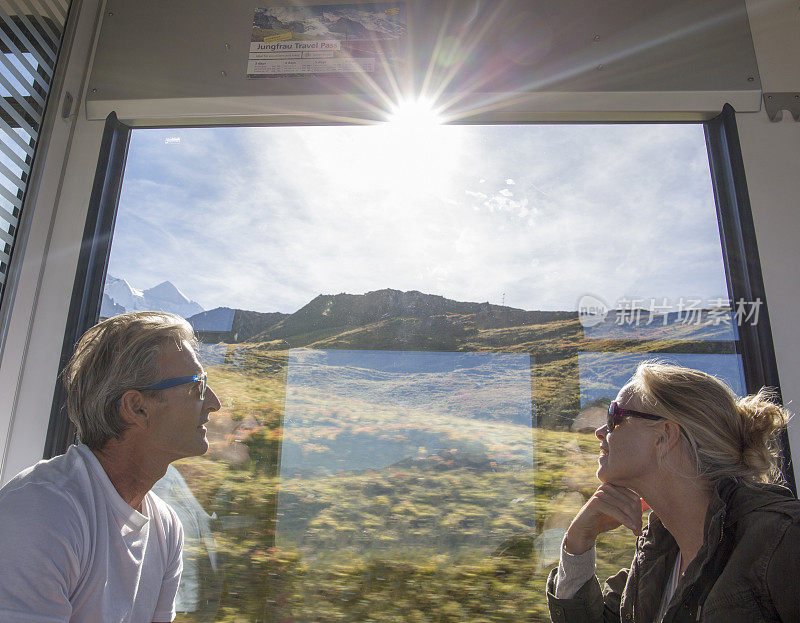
[629,361,790,484]
[62,311,197,449]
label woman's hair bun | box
[736,388,789,480]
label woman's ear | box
[659,420,684,451]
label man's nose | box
[204,386,221,412]
[595,425,608,441]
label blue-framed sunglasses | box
[117,371,207,405]
[607,400,664,432]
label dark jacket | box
[546,478,800,622]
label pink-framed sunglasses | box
[607,400,664,432]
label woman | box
[547,362,799,622]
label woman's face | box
[595,384,660,488]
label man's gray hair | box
[62,311,198,449]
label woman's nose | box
[595,425,608,441]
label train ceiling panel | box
[86,0,762,125]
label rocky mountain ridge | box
[251,288,575,344]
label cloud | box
[465,190,487,199]
[506,178,515,185]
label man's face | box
[143,340,220,463]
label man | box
[0,311,220,623]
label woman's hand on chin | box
[563,484,645,555]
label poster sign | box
[248,3,406,78]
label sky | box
[106,121,728,314]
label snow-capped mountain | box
[100,293,125,317]
[104,275,144,312]
[101,275,204,319]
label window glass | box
[101,123,747,621]
[0,52,37,97]
[0,51,39,296]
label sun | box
[386,97,445,127]
[275,96,464,204]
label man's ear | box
[117,390,150,429]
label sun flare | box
[386,97,445,127]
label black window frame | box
[45,107,797,495]
[45,111,130,457]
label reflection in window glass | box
[577,352,745,432]
[276,349,534,613]
[99,123,746,621]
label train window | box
[97,122,749,621]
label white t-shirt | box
[0,444,183,623]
